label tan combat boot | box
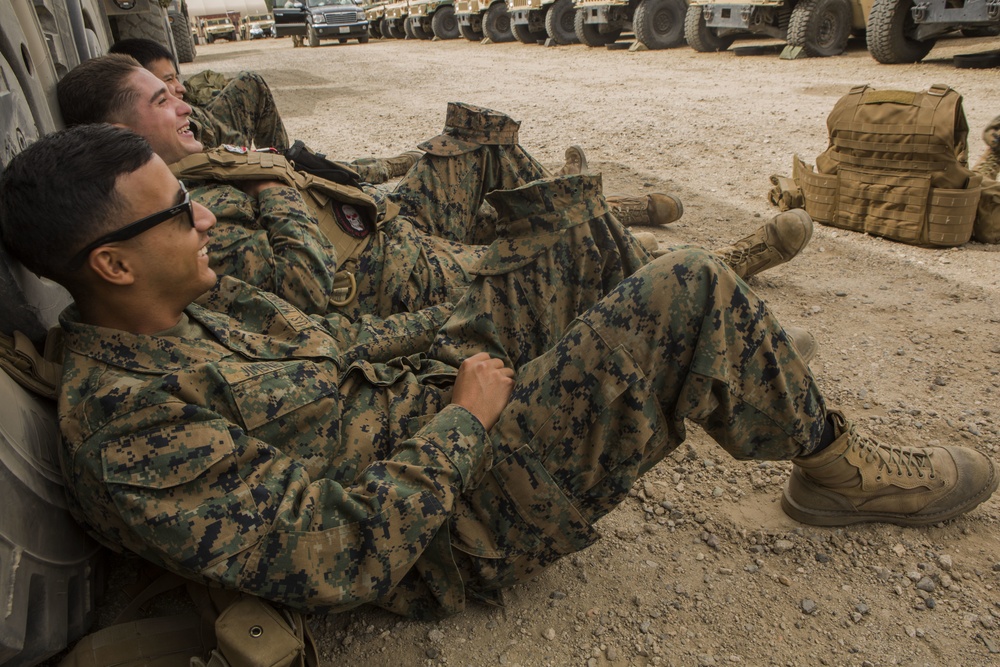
[607,194,684,227]
[556,146,589,176]
[715,208,813,280]
[782,412,998,526]
[385,151,424,179]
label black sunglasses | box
[68,184,195,271]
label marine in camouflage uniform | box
[53,167,822,618]
[5,125,995,624]
[182,103,649,322]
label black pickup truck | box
[274,0,370,46]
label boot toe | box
[770,209,814,260]
[648,194,683,226]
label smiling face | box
[119,67,202,165]
[113,155,218,305]
[146,57,187,98]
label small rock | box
[773,539,794,554]
[892,543,906,557]
[905,625,917,638]
[606,646,618,661]
[815,552,831,563]
[543,627,556,641]
[426,647,439,659]
[916,576,936,592]
[428,629,444,642]
[937,554,953,570]
[801,599,817,614]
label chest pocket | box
[221,359,338,432]
[102,419,264,571]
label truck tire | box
[432,5,461,38]
[387,20,406,38]
[411,18,433,38]
[545,0,580,43]
[684,3,735,50]
[574,8,622,46]
[866,0,934,63]
[483,2,515,41]
[369,18,383,38]
[111,5,173,50]
[169,11,196,63]
[460,22,483,39]
[787,0,852,56]
[0,372,103,666]
[960,24,1000,37]
[404,18,415,37]
[634,0,687,48]
[308,23,321,46]
[513,22,547,42]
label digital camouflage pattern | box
[181,103,647,321]
[186,71,290,153]
[57,169,825,617]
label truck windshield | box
[307,0,357,6]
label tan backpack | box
[795,83,983,247]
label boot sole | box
[780,463,999,527]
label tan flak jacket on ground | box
[793,84,984,247]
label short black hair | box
[57,54,143,127]
[0,124,154,282]
[108,38,175,69]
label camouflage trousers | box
[189,71,290,151]
[374,175,824,615]
[343,145,648,320]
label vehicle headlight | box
[357,10,365,19]
[313,13,326,23]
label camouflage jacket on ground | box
[57,276,479,617]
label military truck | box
[408,0,461,38]
[866,0,1000,63]
[508,0,580,43]
[2,0,197,663]
[198,14,240,42]
[683,0,864,55]
[573,0,689,48]
[456,0,516,40]
[240,11,276,39]
[382,0,411,37]
[365,0,390,37]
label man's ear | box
[87,247,137,286]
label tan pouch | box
[208,597,319,667]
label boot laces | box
[721,240,768,267]
[849,425,937,481]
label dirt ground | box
[160,33,1000,667]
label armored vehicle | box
[382,0,411,37]
[1,0,195,663]
[683,0,865,55]
[199,15,239,42]
[456,0,516,40]
[408,0,461,38]
[866,0,1000,63]
[240,12,276,39]
[508,0,580,42]
[573,0,689,48]
[365,0,390,36]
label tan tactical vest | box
[795,84,983,247]
[172,148,400,305]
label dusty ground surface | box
[64,32,1000,667]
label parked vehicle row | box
[360,0,1000,62]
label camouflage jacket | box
[186,182,341,315]
[57,276,482,617]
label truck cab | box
[274,0,371,45]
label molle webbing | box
[171,149,397,270]
[799,84,982,247]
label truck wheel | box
[369,19,382,38]
[110,5,173,50]
[0,372,103,665]
[866,0,934,63]
[512,23,546,43]
[169,12,196,63]
[432,5,461,38]
[411,18,432,38]
[359,34,370,43]
[403,18,415,37]
[460,22,483,39]
[574,8,621,46]
[545,0,580,43]
[387,20,405,38]
[484,2,515,41]
[683,3,735,50]
[308,24,321,46]
[634,0,687,48]
[787,0,851,56]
